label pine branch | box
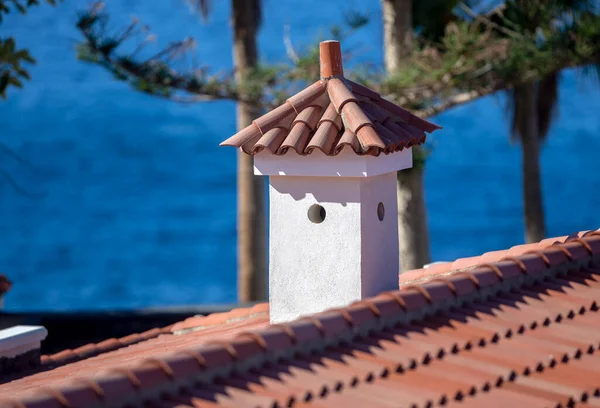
[73,1,600,121]
[0,0,62,98]
[416,87,496,118]
[76,5,251,103]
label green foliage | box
[344,10,369,31]
[0,38,33,98]
[73,0,600,122]
[0,0,56,22]
[73,3,368,106]
[493,0,600,142]
[0,0,60,99]
[413,0,462,41]
[380,1,600,116]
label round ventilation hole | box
[308,204,326,224]
[377,202,385,221]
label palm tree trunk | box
[381,0,431,270]
[232,0,267,302]
[381,0,413,70]
[518,83,546,243]
[397,162,430,270]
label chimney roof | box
[220,40,441,157]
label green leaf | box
[344,10,369,30]
[8,76,23,88]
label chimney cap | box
[319,40,343,79]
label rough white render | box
[254,147,412,178]
[268,171,401,323]
[359,171,400,297]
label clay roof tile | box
[5,230,600,407]
[220,40,441,157]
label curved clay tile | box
[335,129,361,155]
[253,128,288,154]
[286,80,327,113]
[356,125,386,150]
[307,123,340,155]
[220,41,441,157]
[282,106,323,155]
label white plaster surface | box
[268,171,401,323]
[360,171,400,297]
[0,325,47,358]
[254,147,412,178]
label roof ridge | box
[170,303,269,335]
[7,231,600,407]
[399,229,599,286]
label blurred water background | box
[1,0,599,310]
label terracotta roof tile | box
[38,326,173,369]
[220,41,440,157]
[398,230,600,286]
[4,230,600,407]
[170,303,269,334]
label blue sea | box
[1,1,599,311]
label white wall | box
[359,171,400,297]
[255,147,412,178]
[269,175,362,323]
[268,171,400,323]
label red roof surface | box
[220,41,440,157]
[2,230,600,407]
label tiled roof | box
[39,326,174,369]
[220,41,441,157]
[2,230,600,407]
[0,305,269,404]
[34,304,268,371]
[399,231,592,285]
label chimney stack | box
[220,40,441,323]
[319,40,344,79]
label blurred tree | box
[454,0,600,243]
[82,0,268,303]
[0,0,59,99]
[186,0,267,303]
[501,0,587,243]
[229,0,267,303]
[381,0,431,272]
[75,0,600,283]
[381,0,458,271]
[382,0,600,260]
[0,0,55,198]
[75,1,366,304]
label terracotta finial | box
[319,40,344,79]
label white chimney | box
[221,40,441,323]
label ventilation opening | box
[377,202,385,221]
[308,204,326,224]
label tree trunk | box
[396,160,431,270]
[381,0,430,270]
[381,0,413,72]
[231,0,267,302]
[518,83,546,243]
